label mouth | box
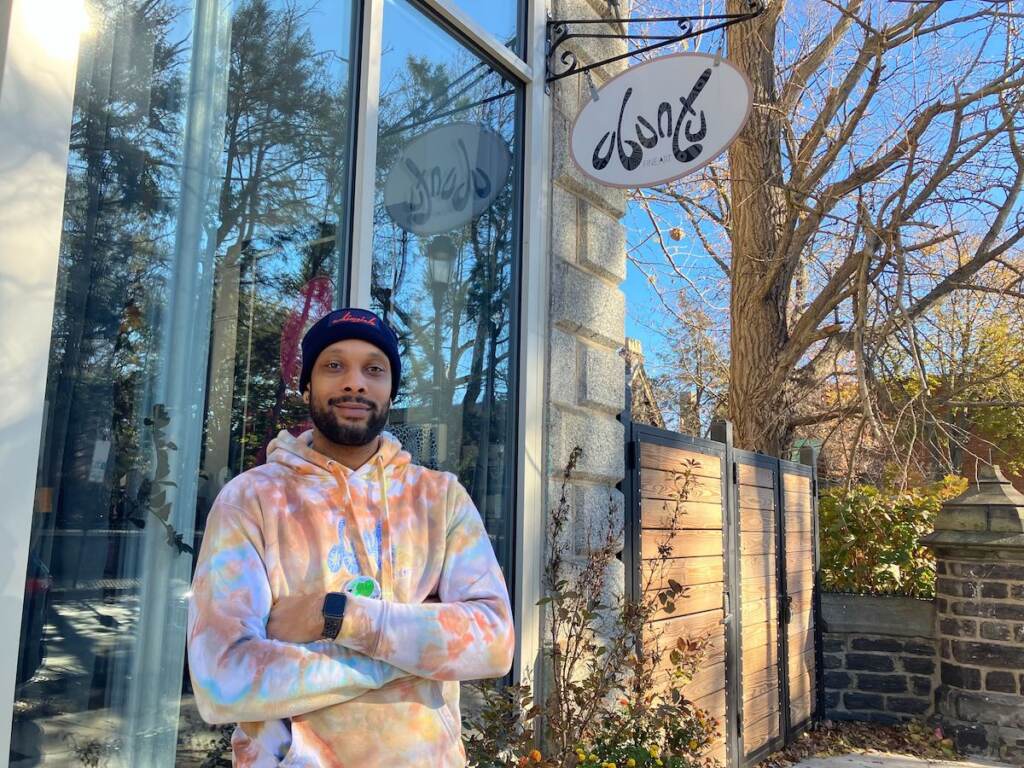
[331,401,373,419]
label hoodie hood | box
[266,428,411,477]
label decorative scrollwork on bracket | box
[545,2,767,85]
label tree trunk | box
[726,1,791,455]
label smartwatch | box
[321,592,347,640]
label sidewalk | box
[791,754,1016,768]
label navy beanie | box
[299,308,401,398]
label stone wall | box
[933,558,1024,760]
[821,594,939,724]
[546,0,629,571]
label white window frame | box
[0,0,550,758]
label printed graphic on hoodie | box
[186,430,515,767]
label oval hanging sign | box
[570,53,753,188]
[383,122,513,236]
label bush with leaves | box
[464,447,721,768]
[818,477,966,598]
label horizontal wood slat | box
[740,575,777,601]
[740,506,776,532]
[745,709,782,752]
[647,580,723,621]
[742,663,779,701]
[741,553,775,580]
[784,509,814,528]
[641,470,721,503]
[652,608,724,640]
[742,637,779,673]
[654,633,726,676]
[781,493,813,513]
[692,687,726,719]
[641,529,723,559]
[786,568,814,594]
[790,692,813,725]
[737,463,775,488]
[641,498,723,530]
[642,555,724,590]
[741,529,777,556]
[738,485,775,509]
[782,473,811,491]
[680,661,726,701]
[741,598,779,628]
[640,444,722,478]
[741,620,772,653]
[743,686,779,723]
[744,709,781,754]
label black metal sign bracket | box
[546,1,766,84]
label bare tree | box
[632,0,1024,457]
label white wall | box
[0,1,82,761]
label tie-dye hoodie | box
[186,429,515,766]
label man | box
[187,307,515,767]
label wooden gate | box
[622,418,821,768]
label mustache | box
[326,395,378,409]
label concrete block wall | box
[821,594,939,724]
[546,0,629,565]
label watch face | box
[323,592,347,618]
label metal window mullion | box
[348,0,384,308]
[511,0,549,687]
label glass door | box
[10,1,360,764]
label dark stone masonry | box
[921,465,1024,764]
[817,465,1024,763]
[821,594,939,726]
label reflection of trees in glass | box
[40,0,190,541]
[21,0,358,751]
[202,0,356,483]
[371,51,518,516]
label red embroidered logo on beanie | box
[331,310,378,327]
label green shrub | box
[818,477,966,598]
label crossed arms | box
[186,480,514,724]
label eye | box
[367,365,385,375]
[326,361,341,370]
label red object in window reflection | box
[280,275,335,392]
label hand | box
[266,593,325,644]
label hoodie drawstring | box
[326,456,396,599]
[375,455,396,600]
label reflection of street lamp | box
[427,236,456,465]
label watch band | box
[322,614,343,640]
[321,592,347,640]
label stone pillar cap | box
[922,465,1024,550]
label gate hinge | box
[626,441,637,471]
[736,710,743,739]
[732,461,738,484]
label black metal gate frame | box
[619,400,821,768]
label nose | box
[341,373,367,393]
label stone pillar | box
[547,0,629,569]
[921,465,1024,763]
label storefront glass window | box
[9,0,359,765]
[371,0,522,588]
[448,0,522,52]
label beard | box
[309,394,390,447]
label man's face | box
[307,339,392,447]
